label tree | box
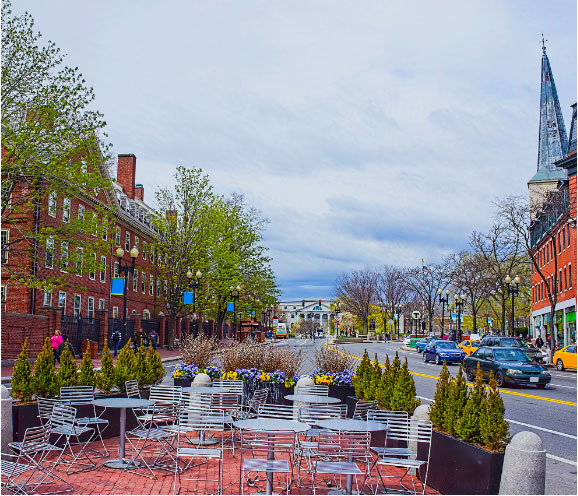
[1,1,113,292]
[428,361,450,429]
[147,342,165,385]
[443,365,468,436]
[375,265,409,339]
[134,342,150,388]
[78,342,96,387]
[352,350,372,400]
[335,268,378,334]
[32,337,59,398]
[58,346,78,387]
[480,374,510,450]
[455,363,486,444]
[97,341,115,394]
[11,338,33,402]
[114,340,136,392]
[389,358,420,414]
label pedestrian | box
[111,328,122,357]
[135,328,145,349]
[535,335,544,348]
[50,329,63,364]
[148,329,158,350]
[57,335,76,360]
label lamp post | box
[505,275,521,337]
[229,285,241,340]
[115,246,139,339]
[394,304,402,339]
[186,269,202,337]
[437,289,450,338]
[334,303,341,337]
[454,293,465,342]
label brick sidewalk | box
[12,435,438,495]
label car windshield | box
[436,342,459,349]
[493,349,530,362]
[499,338,523,347]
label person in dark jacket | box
[535,335,544,348]
[57,336,76,361]
[111,328,122,357]
[148,330,158,350]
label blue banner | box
[184,292,193,305]
[227,302,235,312]
[111,278,124,295]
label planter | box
[243,382,288,405]
[418,429,505,495]
[173,378,192,387]
[328,385,355,405]
[345,395,358,418]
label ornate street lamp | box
[115,246,139,340]
[229,285,241,340]
[505,275,521,337]
[437,289,450,338]
[334,303,341,337]
[394,303,403,339]
[186,269,202,337]
[454,293,466,342]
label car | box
[403,337,411,346]
[553,345,577,371]
[415,336,442,353]
[423,341,465,365]
[464,346,551,388]
[458,340,480,355]
[479,336,543,362]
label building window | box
[43,290,52,307]
[569,264,573,289]
[58,291,66,314]
[112,306,119,319]
[114,261,119,278]
[78,204,85,221]
[141,272,146,294]
[61,242,68,272]
[133,270,138,292]
[568,225,571,248]
[98,298,105,310]
[99,256,106,282]
[63,198,71,223]
[48,191,57,217]
[157,278,161,297]
[125,232,130,251]
[1,285,6,307]
[1,229,8,264]
[150,246,154,265]
[134,236,139,251]
[559,269,563,293]
[115,227,121,246]
[564,267,567,292]
[101,224,107,241]
[73,294,81,318]
[143,309,150,320]
[562,228,566,250]
[89,252,96,280]
[142,242,147,260]
[88,297,94,319]
[149,275,154,296]
[558,232,561,254]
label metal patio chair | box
[137,385,182,426]
[212,379,245,403]
[125,380,141,398]
[297,384,329,396]
[352,399,378,420]
[37,397,69,426]
[236,389,269,420]
[257,403,298,420]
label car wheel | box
[435,354,441,365]
[556,359,565,371]
[495,371,504,387]
[466,368,475,381]
[536,384,546,389]
[423,353,428,363]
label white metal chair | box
[373,419,433,495]
[352,400,378,420]
[60,386,109,458]
[236,389,269,419]
[1,452,37,495]
[125,380,141,398]
[367,410,413,457]
[298,384,329,396]
[257,404,297,420]
[137,385,182,426]
[37,397,69,426]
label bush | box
[455,363,486,444]
[11,338,33,402]
[135,342,150,388]
[428,361,450,429]
[443,365,468,436]
[376,355,391,409]
[58,346,78,387]
[147,342,165,385]
[480,373,510,450]
[352,350,372,400]
[97,341,115,393]
[114,340,136,392]
[366,354,381,401]
[314,345,357,373]
[180,334,219,368]
[78,342,96,387]
[389,358,420,414]
[33,337,59,398]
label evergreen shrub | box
[97,341,115,393]
[58,346,78,388]
[78,342,96,387]
[114,340,136,393]
[11,338,33,402]
[32,337,59,398]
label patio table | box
[93,398,154,469]
[234,418,311,495]
[284,394,341,404]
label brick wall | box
[1,312,51,359]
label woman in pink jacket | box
[50,329,63,363]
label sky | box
[13,0,577,301]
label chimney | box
[135,184,144,201]
[117,154,136,199]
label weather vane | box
[541,33,547,54]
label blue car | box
[415,336,442,353]
[423,341,465,365]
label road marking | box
[504,419,578,440]
[549,383,577,389]
[327,345,578,407]
[546,454,577,466]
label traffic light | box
[318,299,322,305]
[302,300,305,307]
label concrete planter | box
[328,385,355,405]
[419,429,505,495]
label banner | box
[227,302,235,312]
[111,278,124,296]
[183,292,193,305]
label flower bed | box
[311,368,354,386]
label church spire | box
[568,103,577,154]
[535,37,568,175]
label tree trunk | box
[501,295,506,335]
[168,313,176,350]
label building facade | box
[278,299,335,333]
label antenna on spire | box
[541,33,547,54]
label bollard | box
[499,431,546,495]
[1,385,13,454]
[408,404,430,470]
[191,373,212,387]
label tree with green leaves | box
[455,363,486,444]
[481,374,510,450]
[443,365,468,436]
[428,361,451,429]
[57,346,78,387]
[114,340,136,393]
[134,341,150,388]
[32,337,59,398]
[97,341,115,394]
[389,357,420,414]
[78,342,96,387]
[1,1,113,292]
[11,338,33,402]
[352,350,372,400]
[147,342,165,385]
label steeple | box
[531,37,568,182]
[568,103,577,154]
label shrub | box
[32,337,59,398]
[135,342,150,388]
[455,363,486,444]
[428,361,450,430]
[376,355,391,409]
[11,338,33,402]
[114,340,136,392]
[352,350,371,400]
[366,354,381,401]
[78,342,96,387]
[480,373,510,450]
[58,346,78,387]
[97,341,115,393]
[314,345,357,373]
[147,342,165,385]
[389,358,420,414]
[443,365,468,436]
[180,334,219,368]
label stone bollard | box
[499,431,546,494]
[409,404,430,468]
[1,385,13,454]
[191,373,212,387]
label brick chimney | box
[117,154,136,199]
[135,184,144,201]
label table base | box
[103,458,141,469]
[187,438,219,446]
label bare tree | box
[375,265,410,339]
[335,269,378,334]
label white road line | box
[550,383,577,389]
[546,454,577,466]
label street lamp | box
[334,303,341,337]
[454,293,466,342]
[186,269,202,337]
[115,246,139,341]
[437,289,450,338]
[229,285,241,340]
[394,304,403,339]
[505,275,521,337]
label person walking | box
[384,331,390,344]
[535,334,544,349]
[50,330,63,364]
[148,329,158,350]
[111,328,122,357]
[57,336,76,361]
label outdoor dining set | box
[1,382,433,495]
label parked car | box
[479,336,543,362]
[415,336,442,353]
[403,337,411,346]
[464,346,551,388]
[553,345,577,371]
[423,341,465,365]
[458,340,480,355]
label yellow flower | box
[173,370,182,378]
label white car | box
[403,337,411,346]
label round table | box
[284,394,341,404]
[93,398,154,469]
[234,418,311,494]
[182,386,229,394]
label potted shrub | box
[421,363,509,495]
